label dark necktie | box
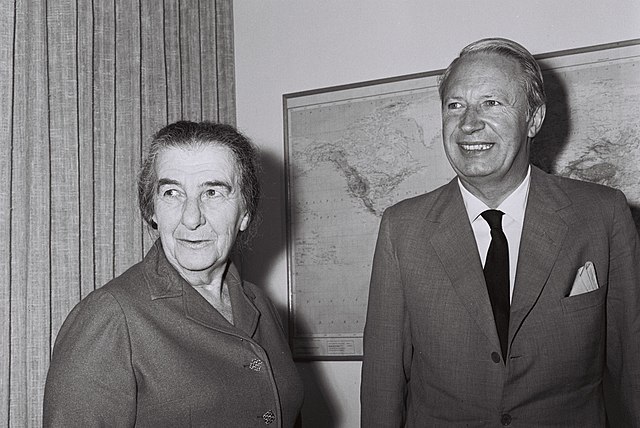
[481,209,510,363]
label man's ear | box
[240,213,250,232]
[528,104,546,138]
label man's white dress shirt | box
[458,166,531,301]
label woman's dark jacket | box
[43,240,303,427]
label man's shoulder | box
[383,179,457,218]
[532,166,623,202]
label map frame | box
[283,39,640,360]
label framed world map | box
[283,39,640,360]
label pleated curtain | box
[0,0,236,425]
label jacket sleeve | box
[603,189,640,426]
[360,212,412,428]
[43,290,137,427]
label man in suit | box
[360,38,640,427]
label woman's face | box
[152,145,249,285]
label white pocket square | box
[570,261,599,296]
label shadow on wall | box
[238,146,342,427]
[530,67,571,174]
[296,362,340,428]
[531,67,640,235]
[234,147,284,293]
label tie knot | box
[481,209,504,230]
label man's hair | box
[138,121,260,242]
[438,37,546,117]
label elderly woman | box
[43,121,303,427]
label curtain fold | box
[0,1,236,425]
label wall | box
[233,1,640,427]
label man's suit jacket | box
[360,166,640,427]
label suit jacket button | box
[491,352,501,363]
[501,413,512,425]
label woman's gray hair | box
[438,37,546,117]
[138,121,261,244]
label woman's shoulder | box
[240,279,283,316]
[99,259,149,298]
[63,261,150,325]
[239,279,272,307]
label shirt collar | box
[458,166,531,224]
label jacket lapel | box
[429,180,502,348]
[183,283,237,334]
[509,167,569,345]
[428,169,571,351]
[143,241,260,339]
[225,264,260,338]
[183,263,261,339]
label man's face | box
[441,53,544,190]
[152,145,249,284]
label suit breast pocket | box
[561,283,607,314]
